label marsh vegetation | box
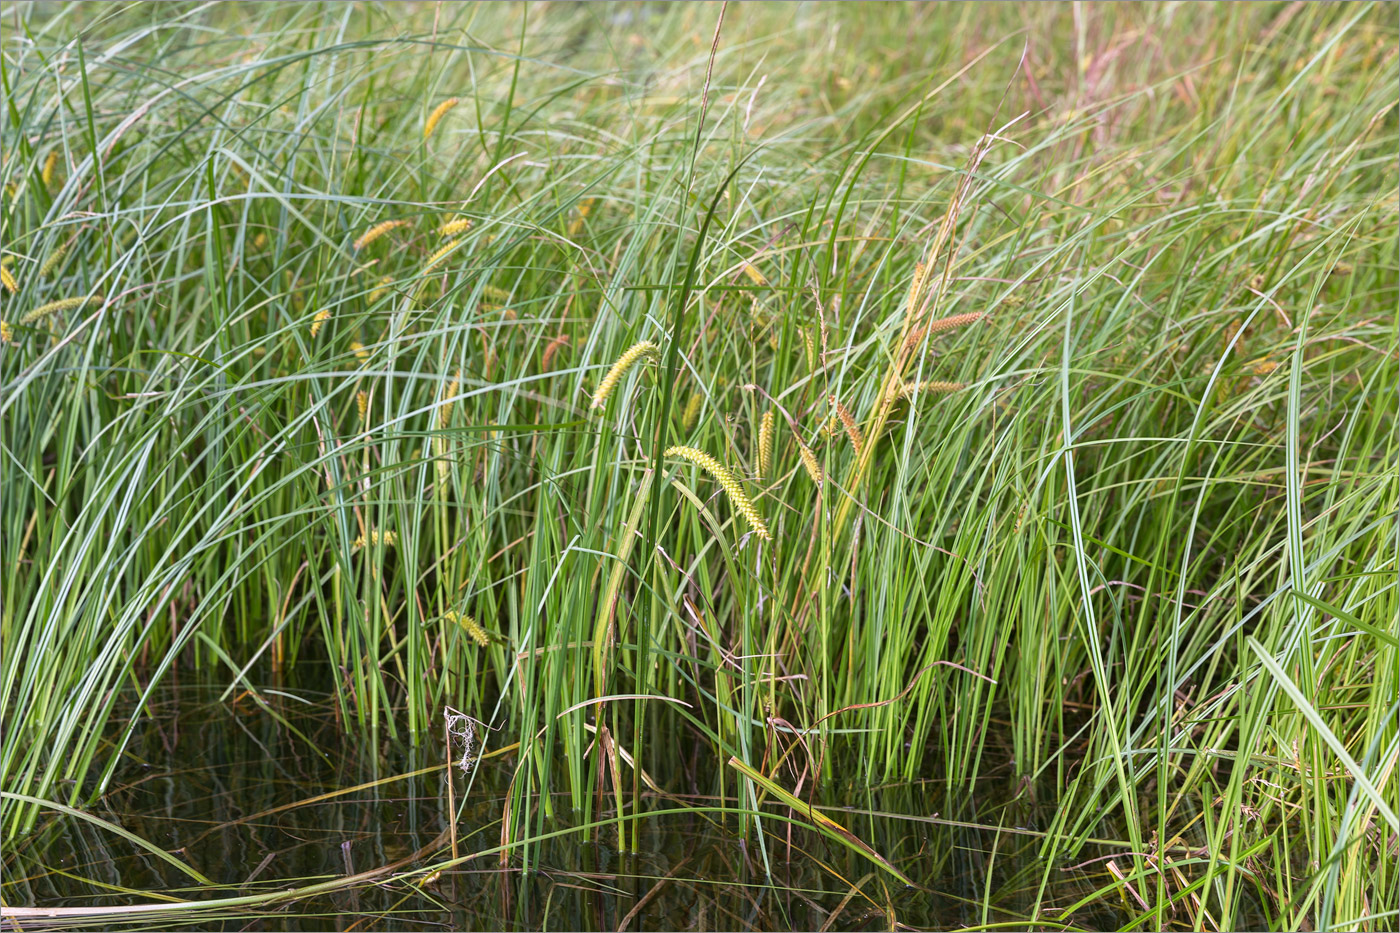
[2,2,1396,929]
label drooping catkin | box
[664,445,771,541]
[353,219,407,250]
[0,265,17,295]
[928,311,985,334]
[438,217,473,237]
[424,97,460,140]
[422,238,462,273]
[903,311,985,351]
[796,437,822,485]
[830,395,863,455]
[541,333,569,370]
[757,410,774,479]
[591,340,658,409]
[356,390,369,422]
[901,379,965,397]
[445,611,489,648]
[21,294,102,325]
[42,151,59,188]
[310,309,331,338]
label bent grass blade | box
[726,756,916,888]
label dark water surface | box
[3,683,1132,931]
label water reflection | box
[4,682,1139,931]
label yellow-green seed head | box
[445,610,488,647]
[664,445,771,541]
[424,97,460,140]
[901,379,965,398]
[682,393,703,431]
[353,220,407,250]
[422,238,462,274]
[757,411,774,479]
[353,529,397,549]
[439,370,461,429]
[20,294,103,325]
[796,438,822,485]
[591,340,658,410]
[40,236,76,277]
